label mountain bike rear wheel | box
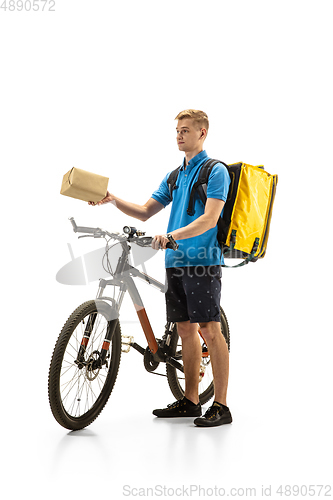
[166,306,230,405]
[48,300,121,430]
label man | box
[89,109,232,427]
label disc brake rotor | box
[85,350,102,381]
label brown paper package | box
[60,167,109,203]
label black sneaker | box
[194,401,232,427]
[153,397,202,418]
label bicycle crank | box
[143,347,159,372]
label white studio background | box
[1,1,332,499]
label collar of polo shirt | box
[181,150,208,171]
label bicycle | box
[48,217,230,430]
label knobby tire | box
[48,300,121,430]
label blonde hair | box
[175,109,209,135]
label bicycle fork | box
[75,313,120,369]
[75,278,126,369]
[75,314,97,368]
[75,280,124,370]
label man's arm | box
[89,192,164,222]
[152,198,225,249]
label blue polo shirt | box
[151,150,230,268]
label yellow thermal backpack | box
[168,159,278,267]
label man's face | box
[176,118,205,153]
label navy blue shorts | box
[165,265,222,323]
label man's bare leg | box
[176,321,202,405]
[199,321,229,405]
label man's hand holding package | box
[88,191,114,206]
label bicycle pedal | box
[121,335,134,353]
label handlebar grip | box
[135,235,178,251]
[166,235,179,251]
[76,226,96,234]
[69,217,78,232]
[69,218,96,234]
[166,242,178,250]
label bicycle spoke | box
[61,369,82,404]
[60,362,77,379]
[57,310,115,418]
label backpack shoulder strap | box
[187,159,226,216]
[167,165,181,200]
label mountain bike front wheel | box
[48,300,121,430]
[166,306,230,405]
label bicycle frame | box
[81,238,185,373]
[96,262,165,355]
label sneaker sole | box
[193,415,232,427]
[153,410,202,418]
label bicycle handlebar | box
[69,217,96,234]
[68,217,179,250]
